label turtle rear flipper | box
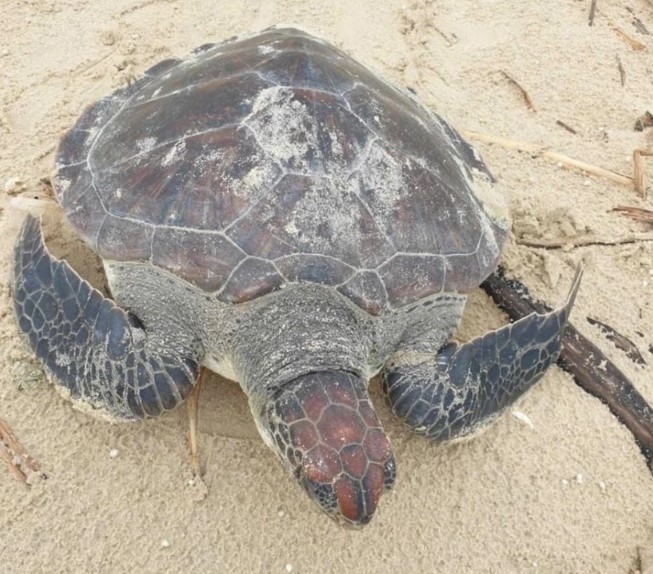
[12,215,202,421]
[382,268,582,440]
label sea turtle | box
[12,27,580,526]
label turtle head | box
[260,370,396,526]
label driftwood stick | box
[481,268,653,472]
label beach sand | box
[1,1,653,572]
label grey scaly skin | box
[13,213,579,525]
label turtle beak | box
[300,452,396,526]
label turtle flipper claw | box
[383,268,582,441]
[12,215,202,420]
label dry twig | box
[556,120,578,135]
[499,70,535,111]
[634,149,653,198]
[627,7,651,34]
[589,0,598,26]
[616,54,626,86]
[612,205,653,224]
[516,232,653,249]
[609,20,648,50]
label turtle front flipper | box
[12,215,202,421]
[382,268,582,441]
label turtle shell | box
[53,27,509,315]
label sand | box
[2,1,653,572]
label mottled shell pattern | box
[53,27,508,315]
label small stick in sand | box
[432,25,456,47]
[608,20,648,51]
[187,368,207,476]
[588,0,598,26]
[499,70,535,111]
[627,7,651,35]
[616,54,626,86]
[633,148,653,199]
[555,120,578,135]
[0,417,40,484]
[481,268,653,473]
[516,232,653,249]
[612,205,653,224]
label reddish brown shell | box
[53,27,508,314]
